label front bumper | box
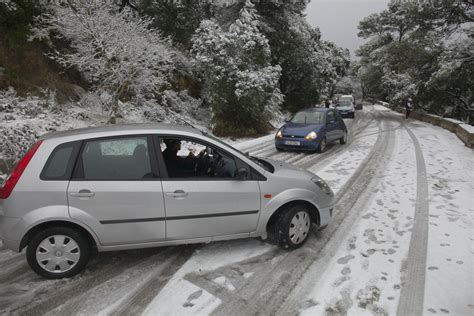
[337,111,355,118]
[275,137,322,151]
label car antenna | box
[167,108,205,134]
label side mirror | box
[236,167,248,180]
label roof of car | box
[40,123,201,140]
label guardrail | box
[387,106,474,148]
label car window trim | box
[153,134,265,181]
[71,134,160,181]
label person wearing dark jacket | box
[405,98,414,119]
[325,99,331,108]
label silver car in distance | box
[0,124,334,279]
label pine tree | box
[192,0,282,136]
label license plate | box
[285,140,300,146]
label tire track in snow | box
[4,248,173,315]
[113,246,194,316]
[396,124,430,316]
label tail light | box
[0,140,43,199]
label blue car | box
[275,108,347,153]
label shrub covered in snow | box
[31,1,188,123]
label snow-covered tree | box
[31,1,183,123]
[381,71,417,106]
[192,0,282,136]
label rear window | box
[41,141,81,180]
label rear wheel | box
[317,137,327,153]
[275,205,312,249]
[340,131,348,145]
[27,227,90,279]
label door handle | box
[70,189,95,198]
[166,190,188,198]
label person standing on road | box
[405,98,414,119]
[325,98,331,108]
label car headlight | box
[305,131,317,140]
[276,130,283,139]
[312,177,333,195]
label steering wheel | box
[194,148,212,176]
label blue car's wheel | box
[317,137,327,153]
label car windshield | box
[291,111,324,124]
[337,101,352,107]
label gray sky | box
[305,0,390,58]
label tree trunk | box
[108,82,128,124]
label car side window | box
[160,137,237,179]
[80,136,154,180]
[334,111,343,121]
[41,141,81,180]
[327,111,335,123]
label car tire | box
[26,227,90,279]
[276,146,284,152]
[317,137,327,153]
[275,204,312,249]
[340,131,347,145]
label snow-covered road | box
[0,105,472,315]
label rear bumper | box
[275,137,322,151]
[0,216,22,252]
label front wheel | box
[317,137,327,153]
[275,205,312,249]
[26,227,90,279]
[340,131,347,145]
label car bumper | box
[0,215,22,252]
[337,111,355,118]
[275,137,322,151]
[318,205,334,228]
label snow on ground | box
[308,119,380,194]
[232,134,276,151]
[301,120,417,315]
[411,121,474,315]
[143,239,273,315]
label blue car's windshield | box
[291,111,325,124]
[336,101,352,107]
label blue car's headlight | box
[305,131,317,140]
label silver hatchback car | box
[0,124,334,279]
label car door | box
[157,136,261,240]
[68,135,166,246]
[325,111,338,141]
[334,111,346,138]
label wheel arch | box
[20,220,98,251]
[265,200,320,241]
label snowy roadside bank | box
[380,104,474,148]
